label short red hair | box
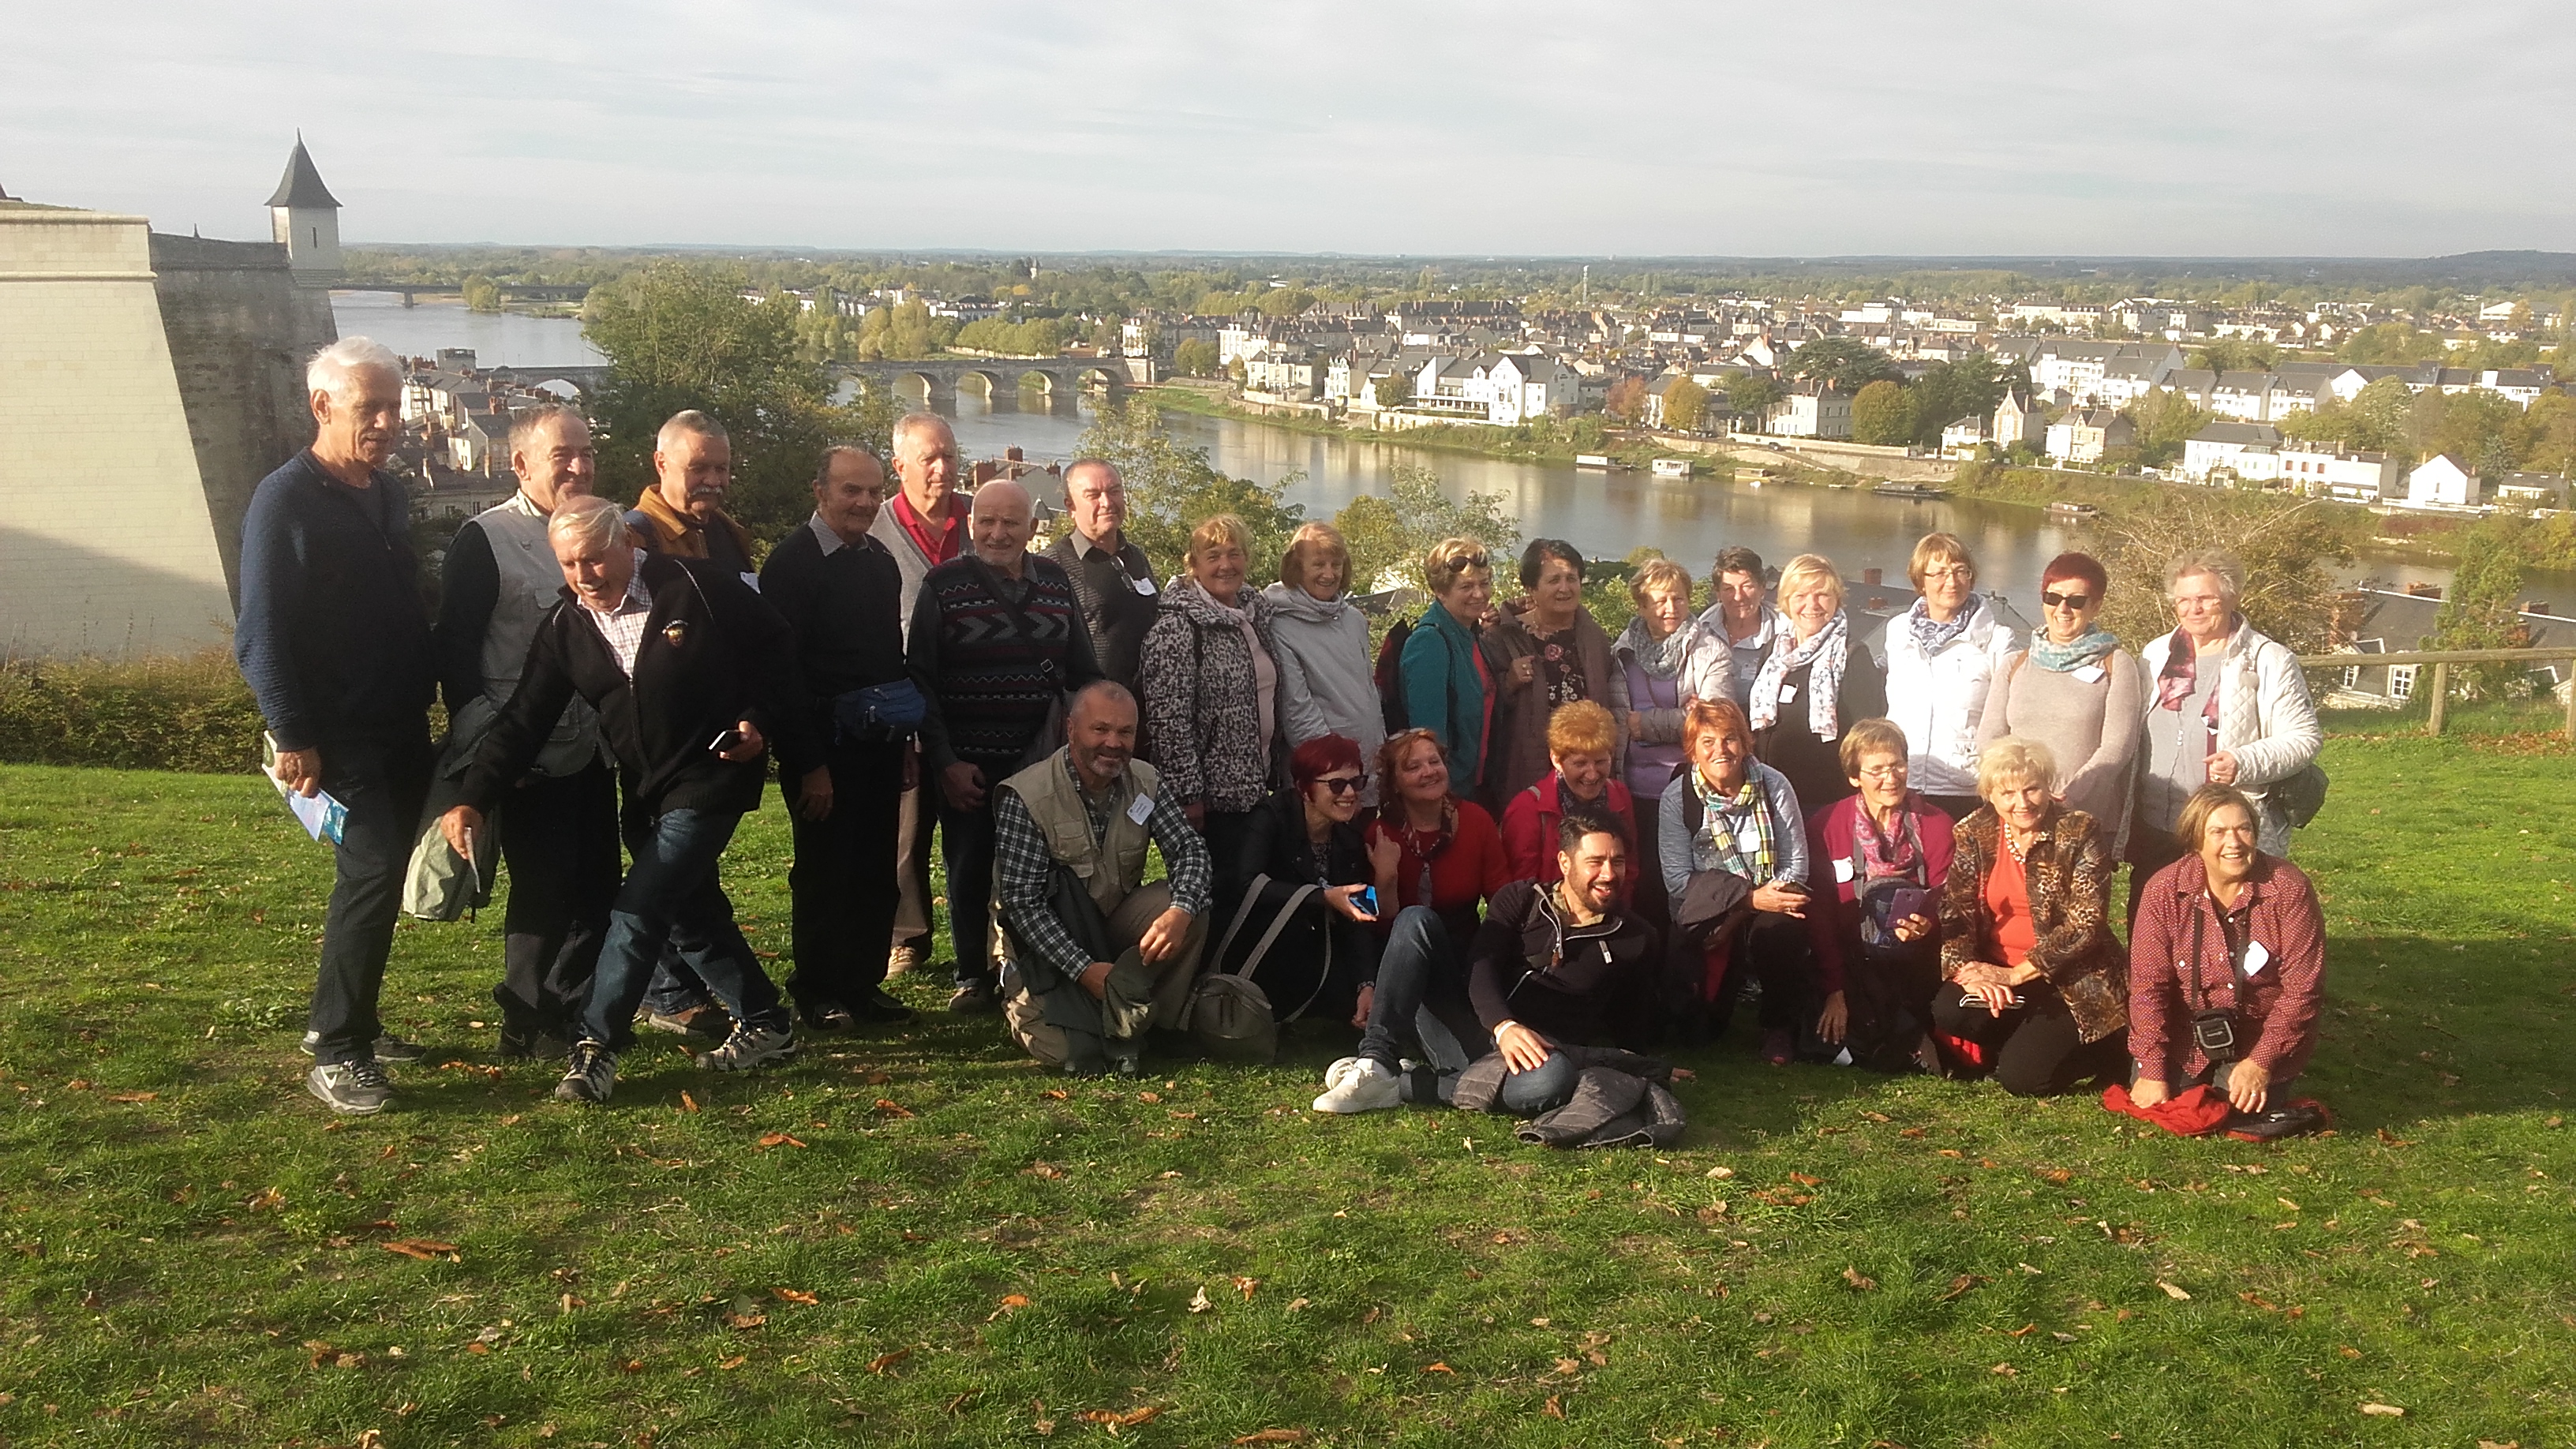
[1290,733,1365,791]
[2041,551,2108,598]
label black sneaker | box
[555,1041,616,1103]
[800,1002,859,1034]
[849,986,915,1024]
[2226,1099,2331,1141]
[696,1022,796,1073]
[947,983,998,1015]
[498,1026,572,1061]
[306,1058,393,1115]
[302,1032,425,1063]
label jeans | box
[784,741,904,1009]
[306,732,435,1065]
[580,808,788,1050]
[492,761,619,1038]
[940,792,1000,989]
[1932,983,2127,1097]
[1351,907,1575,1110]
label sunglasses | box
[1314,776,1364,796]
[2042,590,2093,610]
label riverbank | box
[1134,385,1672,469]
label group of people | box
[239,336,2330,1140]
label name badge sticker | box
[1126,793,1156,826]
[1778,684,1798,703]
[2243,940,2272,975]
[1132,575,1158,595]
[1833,858,1856,883]
[2073,664,2106,683]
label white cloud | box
[3,0,2570,254]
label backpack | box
[1374,613,1466,739]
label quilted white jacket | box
[1878,601,2021,798]
[2136,621,2322,800]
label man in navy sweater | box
[234,337,438,1115]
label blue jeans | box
[1356,907,1581,1114]
[581,809,788,1050]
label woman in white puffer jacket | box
[1879,533,2020,819]
[1262,522,1389,805]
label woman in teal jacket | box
[1401,538,1497,796]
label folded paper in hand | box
[265,766,348,845]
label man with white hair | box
[439,494,815,1105]
[432,404,620,1058]
[870,411,968,979]
[906,477,1103,1013]
[236,336,439,1114]
[1042,458,1159,690]
[625,410,756,584]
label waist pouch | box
[833,680,927,744]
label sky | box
[6,1,2572,258]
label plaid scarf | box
[1750,610,1851,739]
[1694,769,1777,880]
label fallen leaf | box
[945,1391,975,1413]
[1079,1406,1164,1428]
[2009,1324,2038,1337]
[872,1099,915,1118]
[1421,1361,1455,1374]
[246,1186,286,1211]
[717,1355,746,1371]
[1991,1362,2016,1376]
[1938,1274,1986,1301]
[865,1348,912,1373]
[1041,1088,1069,1101]
[723,1312,766,1330]
[381,1240,460,1260]
[1138,1091,1163,1103]
[1899,1126,1926,1138]
[1025,1161,1065,1179]
[756,1133,806,1149]
[2359,1403,2405,1417]
[106,1091,158,1103]
[1233,1275,1259,1300]
[1188,1286,1213,1313]
[2376,1128,2416,1148]
[1542,1396,1565,1419]
[1234,1431,1309,1444]
[772,1287,818,1305]
[1286,1297,1310,1312]
[1704,1165,1735,1179]
[998,1294,1031,1310]
[1842,1267,1878,1291]
[2039,1168,2072,1185]
[1859,1110,1892,1123]
[618,1358,643,1373]
[2158,1281,2192,1300]
[679,1091,699,1114]
[1788,1171,1823,1187]
[1937,1148,1964,1159]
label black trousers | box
[940,792,1002,989]
[1628,793,1671,934]
[492,760,620,1038]
[306,732,435,1065]
[1717,910,1814,1034]
[1932,983,2127,1096]
[784,741,906,1009]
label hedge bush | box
[0,650,268,773]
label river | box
[334,294,2486,615]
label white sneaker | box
[1321,1056,1363,1092]
[1312,1058,1401,1114]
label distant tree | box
[1253,288,1317,320]
[2518,390,2575,476]
[2130,390,2211,470]
[1170,339,1219,376]
[2188,339,2280,373]
[1076,399,1301,584]
[1850,379,1914,446]
[460,274,502,313]
[1724,373,1785,425]
[1784,336,1900,394]
[2339,323,2449,366]
[2420,389,2523,474]
[1226,356,1248,386]
[1373,372,1415,410]
[1662,377,1709,433]
[2433,517,2532,698]
[1604,375,1646,421]
[1904,354,2016,448]
[1331,462,1520,597]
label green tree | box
[2346,376,2416,454]
[2130,390,2211,470]
[2188,339,2280,373]
[460,274,502,313]
[1850,379,1914,446]
[1171,339,1219,376]
[1904,354,2016,448]
[1331,462,1519,597]
[1074,399,1301,584]
[2517,390,2574,475]
[1372,371,1415,411]
[1253,288,1316,320]
[581,260,843,538]
[1662,377,1709,433]
[1725,373,1785,426]
[2339,323,2448,365]
[2433,518,2532,698]
[1784,337,1899,394]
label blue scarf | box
[1905,595,1979,657]
[2031,626,2119,674]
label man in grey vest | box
[990,681,1209,1074]
[433,404,620,1058]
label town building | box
[2406,455,2481,509]
[2178,421,2283,485]
[2044,407,2132,464]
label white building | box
[266,137,343,281]
[1762,382,1853,439]
[2278,442,2401,501]
[2179,421,2284,485]
[2406,455,2481,509]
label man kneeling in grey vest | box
[992,681,1210,1074]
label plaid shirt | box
[2127,852,2326,1083]
[580,551,655,679]
[993,754,1211,986]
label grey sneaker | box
[642,1005,730,1040]
[301,1032,425,1062]
[306,1058,393,1115]
[555,1041,616,1103]
[696,1022,796,1073]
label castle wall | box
[0,208,235,657]
[148,233,339,598]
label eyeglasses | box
[1314,776,1364,796]
[1922,565,1974,582]
[2042,590,2092,610]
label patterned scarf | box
[1694,769,1777,881]
[1750,610,1851,739]
[1905,594,1979,658]
[1854,799,1923,882]
[2155,622,2233,726]
[2031,624,2120,674]
[1616,615,1695,680]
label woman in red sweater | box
[1365,728,1513,947]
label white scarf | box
[1750,610,1850,739]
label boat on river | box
[1650,457,1693,479]
[1574,453,1616,470]
[1873,481,1949,500]
[2047,500,2102,519]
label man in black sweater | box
[758,446,916,1029]
[235,337,437,1115]
[439,495,816,1106]
[1041,459,1159,690]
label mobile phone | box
[1886,886,1930,922]
[708,727,746,755]
[1353,886,1379,917]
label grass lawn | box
[3,732,2574,1448]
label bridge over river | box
[833,358,1123,410]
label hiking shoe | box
[556,1041,616,1103]
[1313,1058,1401,1114]
[306,1058,392,1115]
[642,1005,729,1040]
[800,1002,858,1033]
[887,943,925,977]
[696,1022,796,1073]
[1761,1027,1796,1066]
[849,985,915,1024]
[302,1031,425,1062]
[948,983,999,1015]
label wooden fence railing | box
[2297,648,2576,738]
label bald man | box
[906,477,1105,1013]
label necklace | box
[2004,829,2034,863]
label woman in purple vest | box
[1612,557,1733,928]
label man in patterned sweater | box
[907,480,1104,1013]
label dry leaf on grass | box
[1938,1274,1986,1301]
[1041,1088,1069,1101]
[864,1348,912,1374]
[2038,1168,2072,1184]
[1788,1171,1824,1187]
[380,1240,459,1260]
[1187,1286,1213,1313]
[1421,1361,1455,1374]
[1704,1165,1734,1179]
[106,1091,158,1103]
[1990,1362,2017,1377]
[2157,1281,2192,1301]
[1024,1161,1065,1179]
[1078,1406,1163,1429]
[756,1133,806,1149]
[1232,1276,1259,1300]
[717,1354,747,1371]
[723,1312,766,1330]
[1234,1431,1309,1444]
[2359,1403,2405,1417]
[1859,1110,1892,1123]
[679,1091,699,1114]
[872,1099,915,1118]
[1541,1395,1565,1420]
[1842,1267,1878,1291]
[772,1288,818,1305]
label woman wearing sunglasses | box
[1975,552,2144,854]
[1218,734,1385,1030]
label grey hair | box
[814,444,882,486]
[1062,456,1121,492]
[545,493,627,553]
[656,410,728,454]
[1069,679,1137,720]
[892,411,954,452]
[2166,549,2244,605]
[306,336,401,398]
[507,402,587,456]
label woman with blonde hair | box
[1398,537,1498,796]
[1262,521,1387,801]
[1880,533,2018,820]
[1140,512,1281,905]
[1613,556,1732,922]
[1500,700,1638,886]
[1930,736,2128,1095]
[1750,553,1887,814]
